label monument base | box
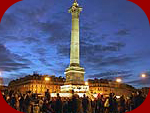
[65,66,85,85]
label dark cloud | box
[99,55,137,66]
[34,48,47,56]
[57,44,70,57]
[34,22,70,44]
[108,41,126,49]
[115,29,130,36]
[87,70,132,79]
[38,58,52,66]
[23,37,41,44]
[0,44,31,72]
[57,42,126,57]
[0,14,17,35]
[127,78,150,86]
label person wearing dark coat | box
[10,94,16,109]
[55,93,63,113]
[134,91,145,108]
[118,95,126,113]
[19,95,25,112]
[82,94,89,113]
[109,93,114,113]
[45,89,51,101]
[72,94,78,113]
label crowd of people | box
[1,89,146,113]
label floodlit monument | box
[61,0,89,94]
[8,0,136,98]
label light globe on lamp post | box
[116,78,122,83]
[85,81,88,86]
[141,73,147,78]
[45,77,50,81]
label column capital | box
[68,0,82,14]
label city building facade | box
[8,73,65,94]
[8,73,135,97]
[88,79,135,97]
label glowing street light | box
[141,73,147,78]
[85,81,88,86]
[44,77,50,81]
[116,78,122,83]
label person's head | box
[83,94,86,98]
[15,94,18,98]
[47,89,49,92]
[109,93,113,97]
[121,95,124,99]
[57,93,60,97]
[137,91,142,96]
[27,91,31,96]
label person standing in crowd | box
[104,97,110,113]
[109,93,114,113]
[68,98,73,113]
[42,99,54,113]
[19,94,25,112]
[118,95,125,113]
[96,95,105,113]
[45,89,51,101]
[15,94,20,111]
[63,98,69,113]
[82,94,88,113]
[76,94,83,113]
[91,99,96,113]
[24,91,32,113]
[87,96,92,113]
[130,92,136,111]
[39,97,44,113]
[134,91,145,108]
[113,94,118,113]
[72,94,78,113]
[10,94,16,109]
[55,93,63,113]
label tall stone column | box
[69,1,81,66]
[65,0,85,85]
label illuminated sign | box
[61,85,89,92]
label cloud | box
[34,22,70,44]
[38,58,53,66]
[87,70,132,79]
[0,44,31,72]
[57,44,70,57]
[99,55,137,66]
[115,29,130,36]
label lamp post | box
[44,77,50,91]
[116,78,122,96]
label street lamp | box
[116,78,122,96]
[141,73,147,78]
[85,81,88,86]
[45,77,50,81]
[44,77,50,91]
[116,78,122,83]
